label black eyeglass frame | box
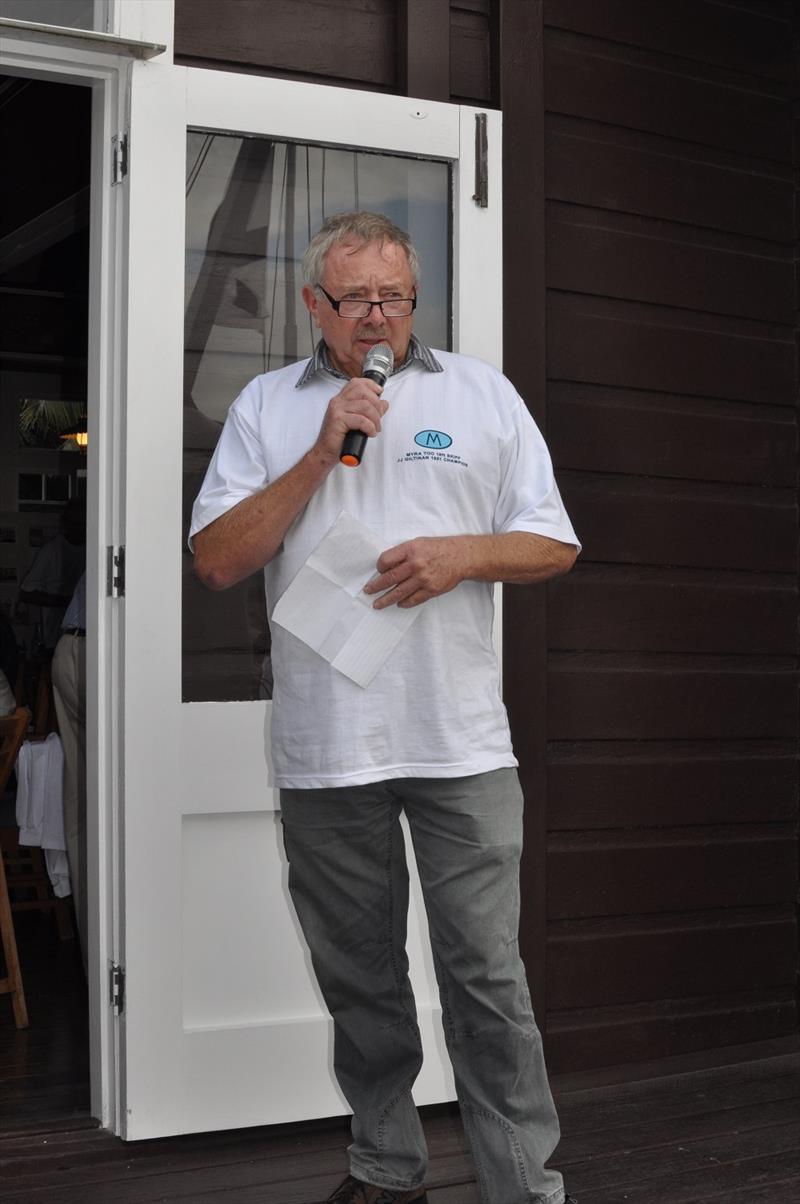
[316,284,417,319]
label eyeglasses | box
[316,284,417,319]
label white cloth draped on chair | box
[15,733,71,897]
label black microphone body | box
[340,343,394,467]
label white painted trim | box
[453,106,503,366]
[118,55,187,1139]
[111,0,173,56]
[452,106,505,674]
[85,63,128,1137]
[0,33,132,1134]
[185,68,460,160]
[95,0,111,32]
[0,18,165,57]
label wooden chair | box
[0,708,30,1027]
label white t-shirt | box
[20,534,85,649]
[190,351,579,789]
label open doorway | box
[0,73,91,1122]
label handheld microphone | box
[340,342,394,467]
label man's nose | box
[363,301,386,325]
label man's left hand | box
[364,537,469,609]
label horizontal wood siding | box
[541,0,799,1070]
[450,2,493,102]
[173,0,494,104]
[174,0,399,89]
[170,0,798,1077]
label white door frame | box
[0,0,172,1134]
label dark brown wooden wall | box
[174,0,495,103]
[532,0,799,1071]
[173,0,799,1075]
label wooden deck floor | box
[1,914,799,1203]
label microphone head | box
[362,342,394,386]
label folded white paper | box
[271,511,421,688]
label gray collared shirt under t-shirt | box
[295,334,443,388]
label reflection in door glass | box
[183,134,451,702]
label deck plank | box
[1,916,799,1203]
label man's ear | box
[301,284,320,325]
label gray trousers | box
[280,768,564,1204]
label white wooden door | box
[120,59,502,1139]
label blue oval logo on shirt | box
[414,430,452,450]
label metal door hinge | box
[107,546,125,598]
[109,962,125,1015]
[112,133,128,184]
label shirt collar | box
[295,333,443,388]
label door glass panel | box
[183,133,451,702]
[0,0,108,30]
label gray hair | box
[302,211,420,288]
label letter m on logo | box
[415,429,452,450]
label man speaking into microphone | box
[190,212,579,1204]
